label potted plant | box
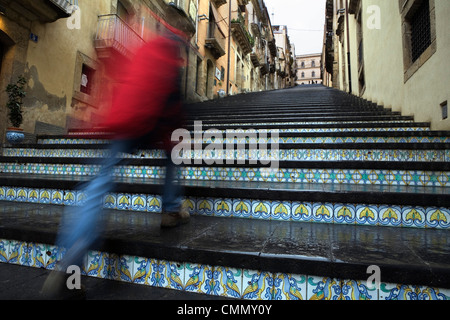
[5,75,27,144]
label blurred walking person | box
[41,6,191,298]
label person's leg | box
[160,149,188,227]
[42,139,131,296]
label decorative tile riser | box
[1,187,449,229]
[4,148,450,162]
[0,240,449,300]
[2,164,449,187]
[43,126,430,145]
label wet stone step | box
[1,174,449,221]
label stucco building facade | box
[323,0,450,130]
[296,53,322,85]
[0,0,297,142]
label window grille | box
[410,0,431,62]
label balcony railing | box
[211,0,227,8]
[231,11,254,55]
[205,23,226,59]
[94,14,145,60]
[49,0,78,14]
[4,0,77,22]
[250,47,263,67]
[165,0,196,35]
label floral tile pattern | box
[1,186,449,229]
[1,239,449,300]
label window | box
[311,60,315,67]
[400,0,436,82]
[301,72,305,78]
[196,57,202,94]
[312,71,316,78]
[80,64,95,95]
[441,101,448,120]
[410,0,431,62]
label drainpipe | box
[226,0,232,96]
[345,0,352,94]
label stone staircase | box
[1,85,450,300]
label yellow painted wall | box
[356,0,450,129]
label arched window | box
[312,71,316,78]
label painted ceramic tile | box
[184,262,212,295]
[242,270,273,300]
[312,203,333,223]
[102,253,120,280]
[426,207,450,229]
[8,240,29,266]
[378,205,402,227]
[251,200,271,220]
[273,273,307,300]
[232,199,252,218]
[0,239,10,263]
[307,276,341,300]
[160,260,185,291]
[379,283,449,300]
[402,207,426,228]
[271,201,291,221]
[197,198,214,216]
[103,193,117,209]
[291,202,312,222]
[215,266,243,299]
[334,204,356,225]
[340,279,378,300]
[147,195,162,213]
[355,205,378,226]
[214,199,233,217]
[131,194,147,212]
[117,193,131,211]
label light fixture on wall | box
[0,5,6,15]
[198,14,209,21]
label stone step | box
[1,174,449,229]
[1,156,449,187]
[0,201,449,300]
[36,131,450,145]
[4,141,449,162]
[184,121,429,132]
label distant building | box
[296,53,322,85]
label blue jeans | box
[55,139,182,271]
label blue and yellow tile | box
[184,263,212,295]
[214,199,233,217]
[242,270,273,300]
[334,204,356,225]
[274,273,306,300]
[251,200,271,220]
[402,207,426,228]
[215,266,243,298]
[355,205,378,226]
[307,276,341,300]
[426,207,450,229]
[271,201,291,221]
[379,205,402,227]
[147,195,162,213]
[291,202,312,222]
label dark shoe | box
[161,207,190,228]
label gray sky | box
[264,0,326,55]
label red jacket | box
[100,34,185,144]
